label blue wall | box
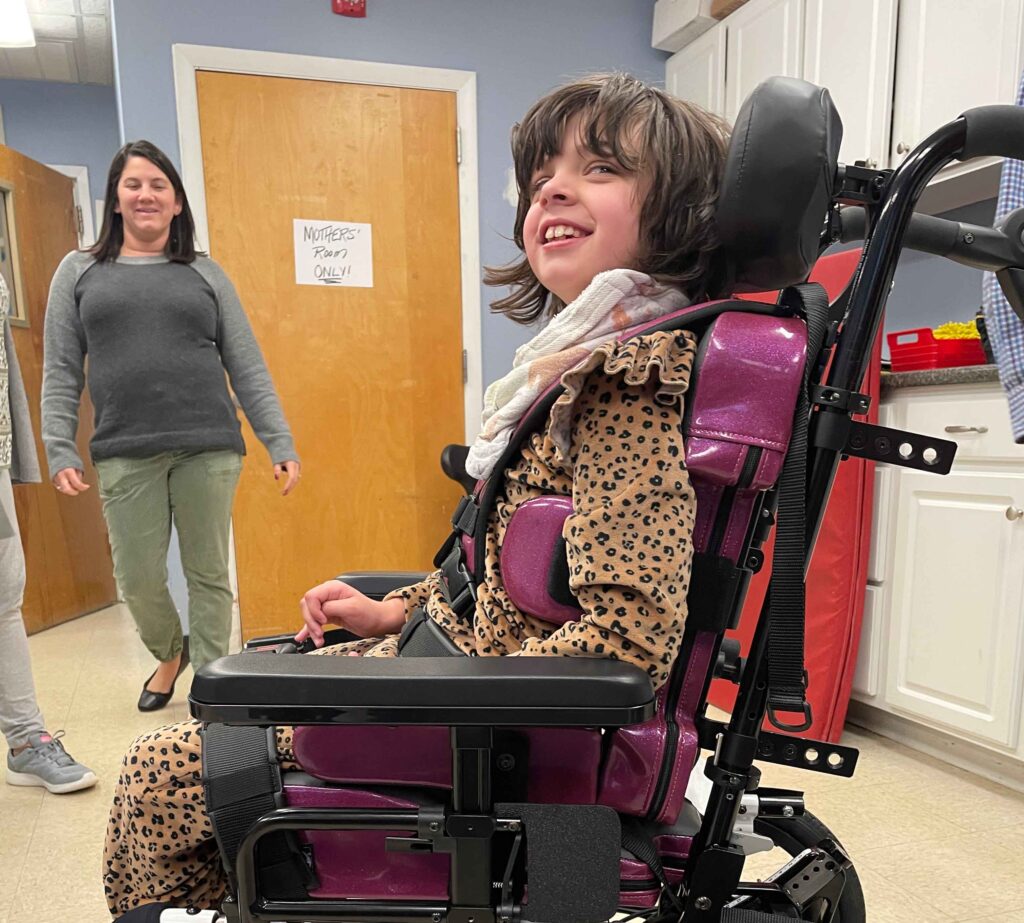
[883,198,997,352]
[0,79,119,205]
[110,0,668,384]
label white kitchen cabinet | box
[858,382,1024,764]
[885,468,1024,747]
[724,0,805,122]
[889,0,1024,166]
[667,23,726,114]
[802,0,897,168]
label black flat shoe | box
[137,642,191,712]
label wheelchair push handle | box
[958,105,1024,162]
[839,204,1024,274]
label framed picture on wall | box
[0,181,26,326]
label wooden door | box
[0,145,117,633]
[197,72,466,639]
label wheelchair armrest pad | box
[337,571,430,600]
[189,655,655,727]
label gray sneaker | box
[6,731,98,794]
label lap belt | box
[201,724,315,900]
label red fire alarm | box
[332,0,366,16]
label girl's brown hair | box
[486,73,730,324]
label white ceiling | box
[0,0,113,86]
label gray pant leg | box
[0,468,45,749]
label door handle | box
[1007,507,1024,522]
[944,425,988,434]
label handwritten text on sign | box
[293,219,373,287]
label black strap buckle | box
[439,544,478,617]
[450,494,479,535]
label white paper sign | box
[293,219,373,287]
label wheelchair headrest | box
[717,76,843,292]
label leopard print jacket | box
[383,329,698,691]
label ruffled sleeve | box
[547,330,698,464]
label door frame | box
[171,43,483,438]
[46,164,95,246]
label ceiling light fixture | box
[0,0,36,48]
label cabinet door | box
[724,0,805,122]
[885,471,1024,747]
[666,22,726,115]
[803,0,896,168]
[890,0,1024,166]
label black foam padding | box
[959,105,1024,162]
[112,904,174,922]
[497,803,620,923]
[721,910,792,922]
[717,76,842,291]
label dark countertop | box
[881,364,1001,393]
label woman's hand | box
[295,579,406,647]
[274,460,301,496]
[53,468,90,496]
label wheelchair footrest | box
[496,803,620,923]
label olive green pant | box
[95,450,242,673]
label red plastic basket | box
[887,328,986,372]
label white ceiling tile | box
[27,0,77,15]
[80,13,111,84]
[1,47,45,80]
[0,2,110,85]
[36,40,77,82]
[30,13,81,40]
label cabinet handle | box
[1007,507,1024,522]
[944,425,988,434]
[896,141,910,154]
[866,158,879,169]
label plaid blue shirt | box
[982,69,1024,443]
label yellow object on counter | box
[932,320,980,340]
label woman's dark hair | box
[485,73,730,324]
[89,140,203,263]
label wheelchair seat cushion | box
[291,725,604,803]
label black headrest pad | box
[717,76,843,291]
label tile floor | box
[3,603,1024,922]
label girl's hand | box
[295,579,406,647]
[53,468,90,496]
[275,460,301,496]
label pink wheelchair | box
[186,76,1024,923]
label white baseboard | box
[847,700,1024,794]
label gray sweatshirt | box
[42,250,297,478]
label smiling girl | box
[104,75,729,917]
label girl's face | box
[523,119,645,305]
[114,155,182,244]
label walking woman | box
[41,140,300,711]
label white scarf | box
[465,269,688,479]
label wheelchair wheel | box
[753,810,866,923]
